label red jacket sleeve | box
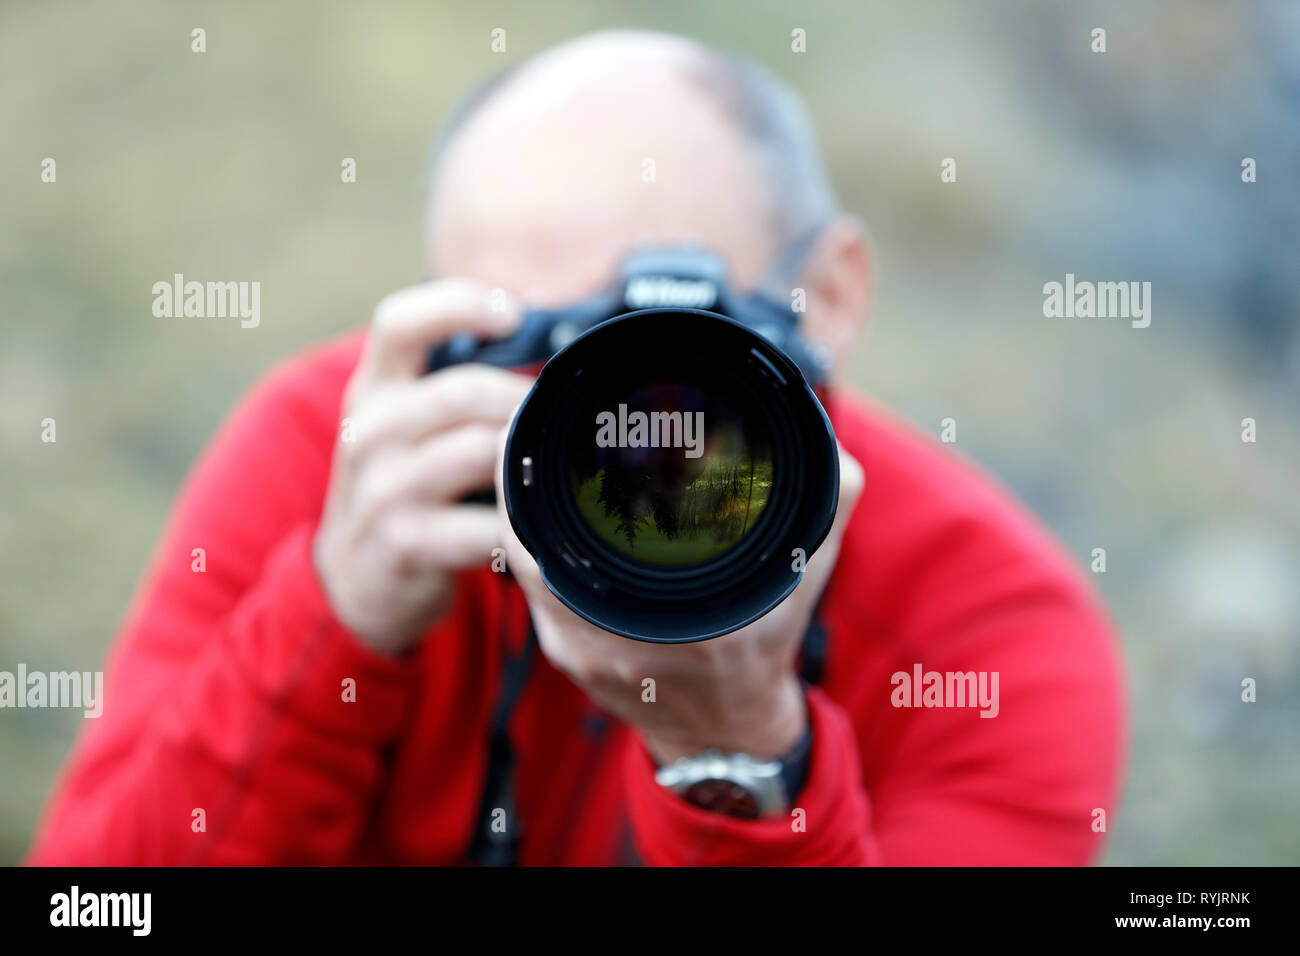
[26,351,419,865]
[858,597,1127,865]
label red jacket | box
[27,330,1126,866]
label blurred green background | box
[2,0,1297,865]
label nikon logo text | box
[595,405,704,459]
[624,277,717,310]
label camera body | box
[428,247,830,386]
[428,246,839,643]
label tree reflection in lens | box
[567,384,774,566]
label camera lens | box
[504,308,838,643]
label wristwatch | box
[654,726,813,819]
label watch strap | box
[777,722,813,803]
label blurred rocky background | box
[1,0,1296,864]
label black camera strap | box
[466,600,829,866]
[466,619,537,867]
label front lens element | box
[565,382,774,567]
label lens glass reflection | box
[565,382,774,566]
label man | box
[29,31,1124,866]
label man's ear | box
[797,214,874,373]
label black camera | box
[428,246,840,643]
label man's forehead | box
[425,40,774,302]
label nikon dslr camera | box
[428,243,839,643]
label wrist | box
[641,672,807,764]
[649,683,814,818]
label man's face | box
[425,44,775,310]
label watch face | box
[683,778,762,819]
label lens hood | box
[503,308,839,643]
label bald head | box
[424,31,839,305]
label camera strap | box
[466,599,829,867]
[466,619,538,868]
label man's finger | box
[830,442,865,540]
[360,279,521,382]
[401,423,503,504]
[354,423,503,524]
[796,443,864,589]
[346,365,533,448]
[385,505,503,571]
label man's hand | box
[495,432,865,763]
[314,281,534,656]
